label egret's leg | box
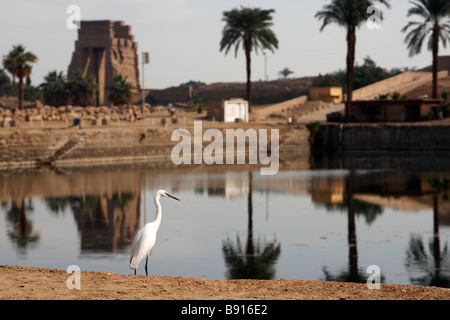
[145,256,149,276]
[134,269,136,276]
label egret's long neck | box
[154,195,162,227]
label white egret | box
[129,189,180,275]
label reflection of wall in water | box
[71,193,140,253]
[311,175,344,204]
[225,173,249,199]
[0,170,143,203]
[207,173,249,199]
[309,171,450,226]
[353,171,437,196]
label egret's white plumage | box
[129,190,180,275]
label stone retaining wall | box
[0,123,311,169]
[315,123,450,151]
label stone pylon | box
[68,20,140,106]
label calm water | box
[1,159,450,288]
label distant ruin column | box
[68,20,140,106]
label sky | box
[1,0,448,90]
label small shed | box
[310,87,343,103]
[351,99,442,122]
[207,99,249,123]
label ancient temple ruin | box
[68,20,140,106]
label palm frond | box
[316,0,390,32]
[402,0,450,57]
[220,6,278,57]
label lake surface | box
[1,158,450,288]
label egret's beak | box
[166,193,180,201]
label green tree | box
[0,69,14,97]
[180,80,206,86]
[24,85,42,102]
[193,98,206,113]
[402,0,450,99]
[2,44,38,110]
[313,56,411,91]
[0,83,17,98]
[107,74,135,106]
[278,67,294,79]
[220,6,279,112]
[67,70,97,107]
[0,69,10,87]
[316,0,391,123]
[40,71,69,107]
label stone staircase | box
[296,103,345,122]
[255,98,331,121]
[252,95,308,121]
[38,131,99,166]
[291,100,329,117]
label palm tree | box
[40,71,69,107]
[316,0,391,123]
[107,74,135,106]
[220,6,279,112]
[67,70,97,107]
[402,0,450,99]
[2,45,38,110]
[278,67,294,79]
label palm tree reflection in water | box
[405,194,450,288]
[5,199,40,254]
[222,172,281,280]
[321,171,384,284]
[321,171,450,287]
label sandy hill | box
[403,76,450,99]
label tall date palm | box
[2,45,38,110]
[316,0,391,123]
[220,7,279,112]
[402,0,450,99]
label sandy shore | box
[1,265,449,301]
